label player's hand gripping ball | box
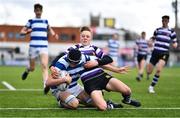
[57,71,69,91]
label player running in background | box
[107,33,120,66]
[135,31,148,81]
[147,15,178,93]
[20,3,58,93]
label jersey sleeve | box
[153,29,158,38]
[25,19,32,28]
[170,30,177,43]
[54,57,67,71]
[93,45,105,59]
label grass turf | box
[0,66,180,117]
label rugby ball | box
[57,70,69,91]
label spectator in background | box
[107,33,120,66]
[20,3,58,94]
[147,15,178,93]
[135,31,148,81]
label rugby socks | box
[139,73,143,78]
[151,74,159,87]
[138,73,143,79]
[122,94,141,107]
[122,94,131,103]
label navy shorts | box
[150,50,169,66]
[83,73,112,95]
[137,54,147,63]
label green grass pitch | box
[0,66,180,117]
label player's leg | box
[111,56,118,67]
[22,47,36,80]
[77,90,93,106]
[40,53,48,83]
[67,84,93,106]
[90,90,109,111]
[147,61,154,74]
[58,91,79,109]
[148,59,166,93]
[136,56,146,81]
[146,62,154,80]
[146,51,158,80]
[140,59,146,75]
[106,78,141,107]
[39,48,49,94]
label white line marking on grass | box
[1,81,16,90]
[1,107,180,110]
[0,89,42,91]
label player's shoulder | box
[169,28,175,33]
[156,27,162,30]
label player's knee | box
[147,67,152,74]
[156,69,161,74]
[65,95,79,109]
[41,63,48,70]
[68,99,79,109]
[122,86,131,95]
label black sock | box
[151,74,159,87]
[122,94,131,103]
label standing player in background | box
[20,3,58,93]
[135,31,148,81]
[147,15,178,93]
[107,33,120,66]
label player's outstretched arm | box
[48,26,59,40]
[102,65,130,74]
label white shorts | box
[29,47,48,59]
[111,56,118,66]
[52,84,84,101]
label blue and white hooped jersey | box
[153,27,177,53]
[107,39,119,57]
[136,39,148,55]
[25,18,49,48]
[50,54,90,93]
